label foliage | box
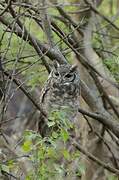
[21,110,83,179]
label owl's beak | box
[59,78,63,84]
[63,82,70,85]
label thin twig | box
[0,0,11,16]
[84,115,119,169]
[4,71,47,117]
[84,0,119,31]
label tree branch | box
[78,107,119,138]
[72,139,119,175]
[84,0,119,31]
[0,5,67,65]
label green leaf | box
[7,160,14,169]
[72,150,80,159]
[52,132,58,139]
[47,121,55,127]
[60,129,69,142]
[1,165,10,173]
[22,140,32,152]
[62,149,70,160]
[25,175,32,180]
[78,164,85,175]
[47,147,57,159]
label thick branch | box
[78,107,119,138]
[0,13,67,65]
[73,140,119,175]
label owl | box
[38,62,80,137]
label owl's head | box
[51,62,80,95]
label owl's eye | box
[65,73,72,78]
[64,73,75,82]
[54,72,59,76]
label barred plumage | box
[38,62,80,136]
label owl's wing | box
[40,77,51,104]
[38,77,52,136]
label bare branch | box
[72,140,119,175]
[78,107,119,138]
[4,71,47,117]
[84,0,119,31]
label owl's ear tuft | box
[53,60,60,69]
[70,64,78,72]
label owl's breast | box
[52,82,77,96]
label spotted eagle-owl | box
[38,62,80,137]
